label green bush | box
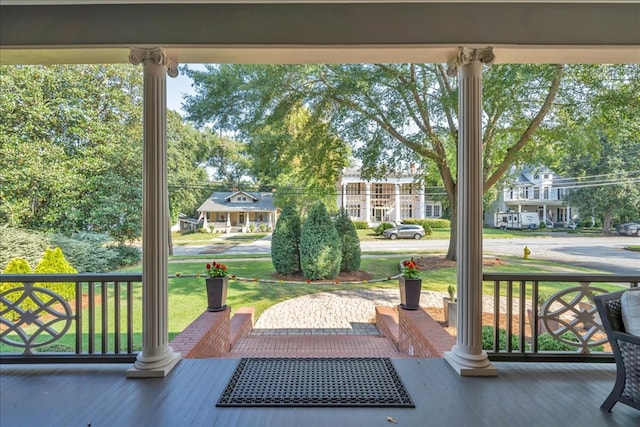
[373,222,395,236]
[399,219,434,234]
[300,202,342,280]
[352,220,369,230]
[110,244,141,268]
[537,332,604,352]
[335,209,361,273]
[34,247,77,301]
[0,258,34,321]
[0,227,139,273]
[482,325,525,351]
[271,204,301,275]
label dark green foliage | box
[271,204,301,275]
[482,326,524,351]
[300,202,342,280]
[397,219,433,235]
[36,343,74,353]
[403,218,450,229]
[335,209,361,273]
[352,220,370,230]
[537,332,604,352]
[373,222,395,236]
[0,227,140,272]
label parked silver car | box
[383,224,425,240]
[616,221,640,237]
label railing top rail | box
[482,273,639,283]
[0,273,142,282]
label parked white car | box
[383,225,425,240]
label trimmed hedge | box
[352,220,370,230]
[300,202,342,280]
[335,208,361,273]
[482,325,525,351]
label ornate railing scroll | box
[483,273,639,362]
[0,274,141,363]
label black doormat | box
[216,357,414,408]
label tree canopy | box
[183,63,570,259]
[1,65,217,242]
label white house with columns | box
[337,167,443,224]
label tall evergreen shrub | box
[271,204,301,275]
[34,247,78,301]
[335,208,361,272]
[300,202,342,280]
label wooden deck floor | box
[1,359,638,427]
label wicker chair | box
[593,289,640,412]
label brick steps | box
[171,305,454,359]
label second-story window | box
[524,187,530,199]
[543,187,549,199]
[534,187,540,199]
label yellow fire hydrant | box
[524,246,531,259]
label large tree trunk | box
[445,190,457,261]
[602,214,613,235]
[447,206,457,261]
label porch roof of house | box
[197,191,276,213]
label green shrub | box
[0,227,138,273]
[0,258,35,321]
[537,332,604,352]
[352,220,370,230]
[399,219,434,234]
[300,202,342,280]
[34,247,77,301]
[335,208,361,273]
[109,244,141,268]
[373,222,395,236]
[482,325,525,351]
[271,204,301,275]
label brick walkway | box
[228,289,448,358]
[229,335,408,358]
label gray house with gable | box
[196,191,278,233]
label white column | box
[419,187,426,219]
[364,183,371,224]
[444,47,497,377]
[394,183,401,222]
[127,48,181,378]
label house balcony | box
[1,273,638,426]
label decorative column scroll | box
[127,47,181,378]
[446,47,495,77]
[444,46,497,377]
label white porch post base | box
[127,349,182,378]
[444,347,497,377]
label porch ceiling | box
[1,2,639,65]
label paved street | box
[176,234,639,275]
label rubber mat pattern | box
[216,357,414,407]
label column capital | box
[129,47,179,78]
[446,47,495,77]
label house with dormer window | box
[486,165,577,229]
[196,191,278,233]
